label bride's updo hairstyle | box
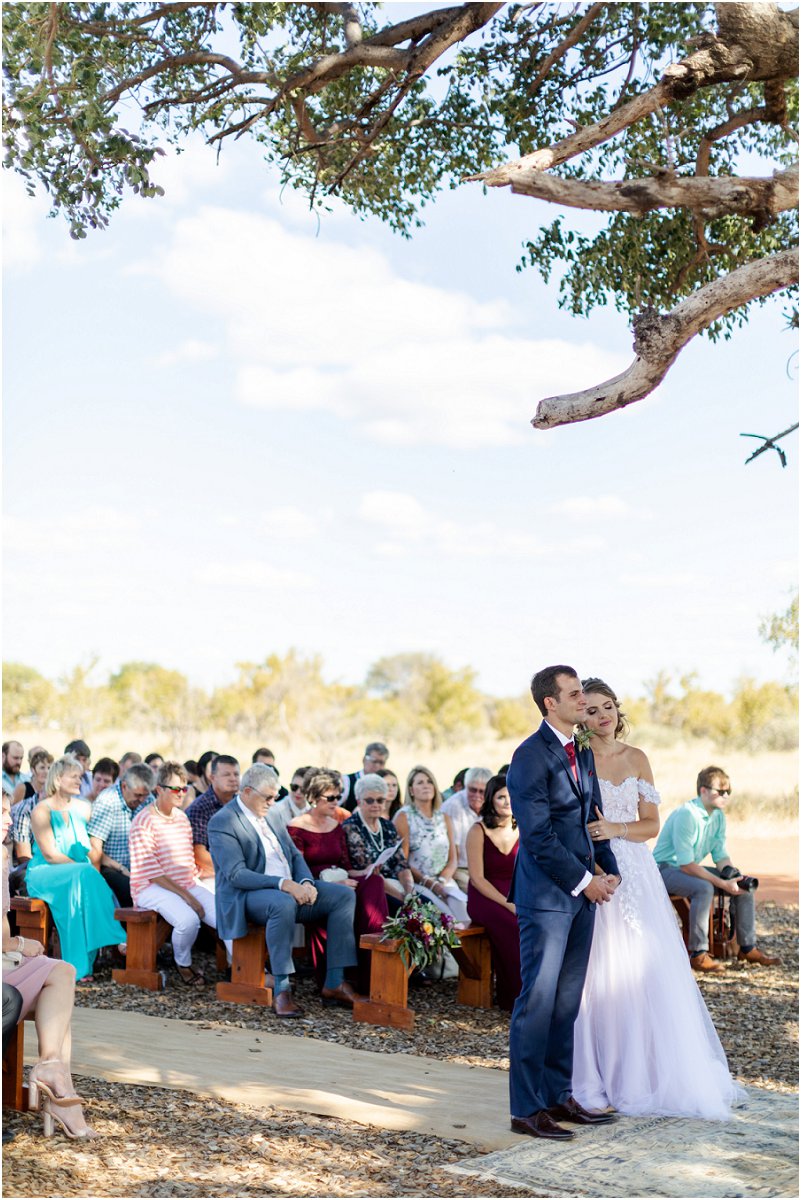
[581,677,630,740]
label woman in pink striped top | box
[129,761,217,987]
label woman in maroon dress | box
[288,769,388,985]
[466,774,521,1011]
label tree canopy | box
[3,2,798,425]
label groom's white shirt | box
[544,721,592,898]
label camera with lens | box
[719,864,759,892]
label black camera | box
[719,865,759,892]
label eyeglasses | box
[362,797,384,806]
[290,783,304,793]
[160,785,188,795]
[364,757,386,766]
[466,787,486,796]
[320,793,342,803]
[251,789,277,802]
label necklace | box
[356,808,384,854]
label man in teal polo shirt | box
[654,765,781,972]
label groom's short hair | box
[530,665,579,716]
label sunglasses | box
[161,785,188,795]
[362,797,384,806]
[290,783,304,793]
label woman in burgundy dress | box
[466,774,521,1011]
[288,769,388,985]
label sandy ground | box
[725,833,798,903]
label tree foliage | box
[3,2,798,425]
[759,590,799,671]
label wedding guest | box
[208,765,363,1016]
[466,774,521,1011]
[2,742,25,797]
[117,752,143,777]
[9,750,53,896]
[186,749,219,808]
[393,766,469,926]
[376,768,402,819]
[442,767,492,890]
[572,679,746,1119]
[341,743,389,811]
[63,740,93,798]
[343,775,414,910]
[87,764,155,907]
[12,750,51,808]
[85,758,119,803]
[144,753,164,776]
[654,764,781,970]
[442,768,468,802]
[129,761,217,987]
[3,794,96,1138]
[27,756,125,982]
[267,766,314,835]
[186,755,240,893]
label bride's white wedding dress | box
[572,776,746,1119]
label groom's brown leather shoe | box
[510,1112,574,1140]
[549,1097,615,1125]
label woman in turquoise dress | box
[27,755,125,982]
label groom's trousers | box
[509,902,595,1118]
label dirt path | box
[725,834,798,904]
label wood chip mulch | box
[3,902,796,1198]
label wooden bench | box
[216,925,274,1007]
[2,1015,33,1113]
[669,894,738,959]
[10,897,53,953]
[112,908,171,991]
[353,925,491,1031]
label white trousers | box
[195,874,234,961]
[136,882,217,968]
[415,880,470,927]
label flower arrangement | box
[575,726,593,751]
[380,893,461,970]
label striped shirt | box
[129,805,198,903]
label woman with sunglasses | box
[343,775,414,911]
[571,678,745,1119]
[129,761,217,987]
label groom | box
[507,665,620,1140]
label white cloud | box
[151,339,219,368]
[138,205,627,449]
[260,506,321,541]
[200,560,312,588]
[549,495,631,519]
[5,508,140,555]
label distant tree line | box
[3,650,797,753]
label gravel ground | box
[3,902,796,1198]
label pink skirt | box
[3,955,64,1018]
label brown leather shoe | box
[320,981,365,1009]
[690,952,724,972]
[549,1097,615,1125]
[738,947,782,966]
[511,1111,574,1140]
[273,989,304,1018]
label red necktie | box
[564,741,578,782]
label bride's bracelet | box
[16,936,26,953]
[620,823,628,840]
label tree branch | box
[501,164,798,219]
[532,248,800,428]
[527,3,606,95]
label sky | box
[3,111,797,703]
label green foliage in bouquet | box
[381,893,461,971]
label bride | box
[572,677,746,1119]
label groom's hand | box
[584,876,614,904]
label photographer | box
[654,766,781,971]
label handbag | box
[2,950,23,973]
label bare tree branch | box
[500,164,798,219]
[527,2,605,95]
[532,249,800,428]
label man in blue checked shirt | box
[87,763,155,906]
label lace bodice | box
[599,776,660,823]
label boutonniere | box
[574,727,592,752]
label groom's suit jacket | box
[507,721,619,911]
[207,801,314,940]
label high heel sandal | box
[41,1097,97,1140]
[28,1060,83,1110]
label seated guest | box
[183,760,201,790]
[376,769,402,820]
[654,764,781,970]
[208,765,364,1017]
[12,749,51,808]
[2,793,96,1138]
[442,767,492,891]
[442,767,468,802]
[63,740,93,798]
[117,751,143,779]
[186,749,219,807]
[27,756,125,983]
[129,761,217,987]
[87,764,155,907]
[9,750,53,897]
[2,741,25,798]
[144,753,164,777]
[84,758,119,803]
[393,766,469,926]
[252,749,289,800]
[267,766,314,835]
[466,774,521,1011]
[343,775,414,910]
[186,755,240,893]
[341,742,390,812]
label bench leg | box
[2,1021,28,1112]
[14,905,51,951]
[353,945,415,1030]
[112,918,170,991]
[454,933,493,1008]
[216,927,273,1007]
[670,896,691,950]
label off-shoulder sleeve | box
[637,779,661,805]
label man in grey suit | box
[207,763,362,1018]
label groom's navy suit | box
[507,721,619,1118]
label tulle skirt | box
[572,841,747,1120]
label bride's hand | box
[587,806,614,841]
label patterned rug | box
[444,1087,798,1198]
